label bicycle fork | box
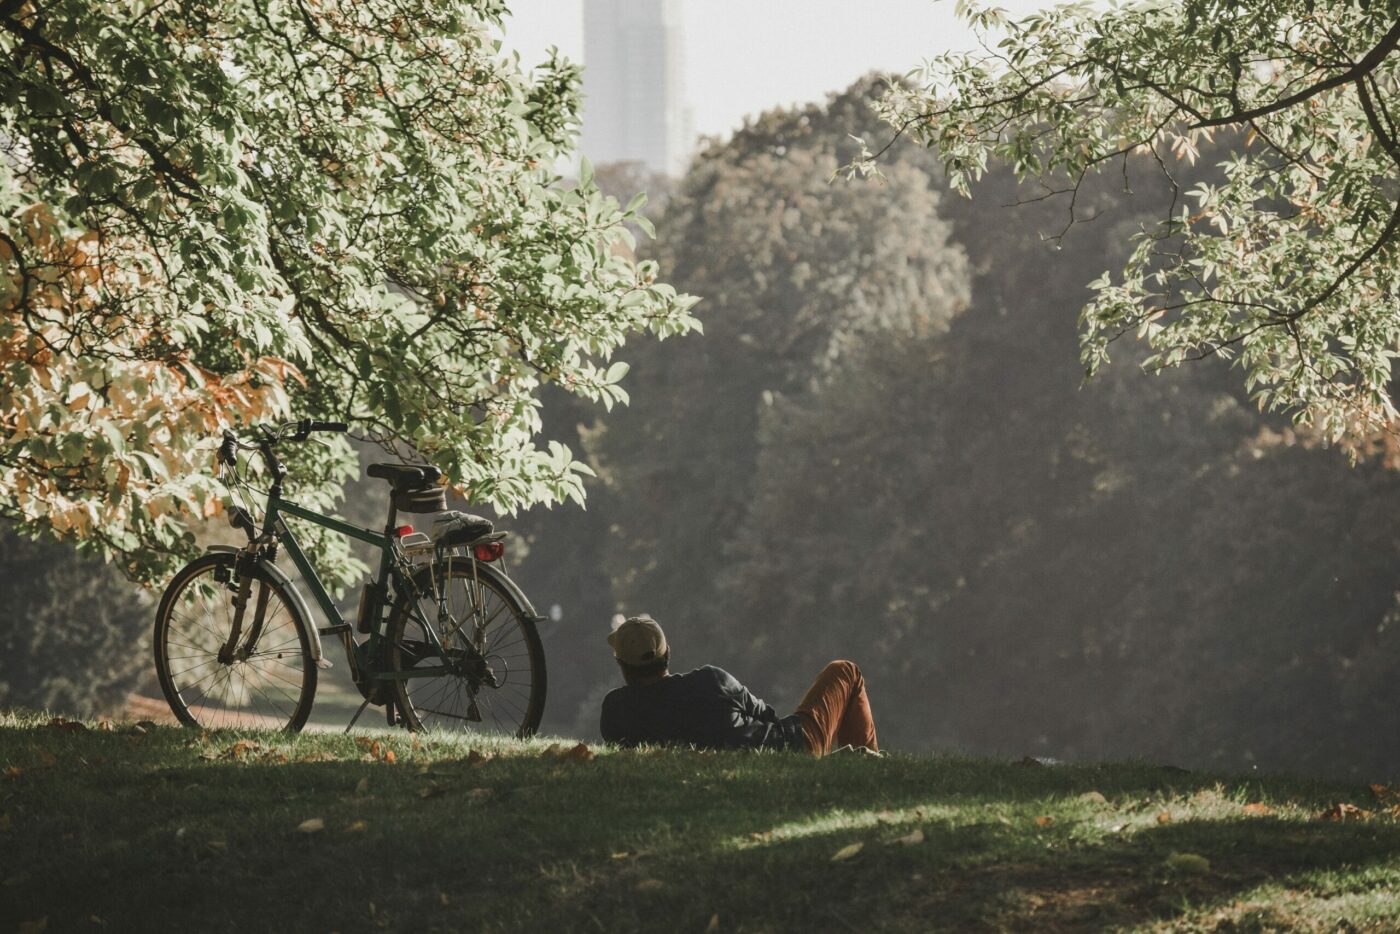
[219,551,271,665]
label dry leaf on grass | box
[1156,811,1172,824]
[1241,803,1273,817]
[1034,816,1055,828]
[1319,803,1371,822]
[297,818,325,834]
[347,820,368,833]
[831,842,864,862]
[705,914,719,932]
[889,828,924,846]
[354,777,370,796]
[1078,791,1107,805]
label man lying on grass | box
[600,615,880,756]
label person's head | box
[608,614,671,685]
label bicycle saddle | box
[368,462,442,492]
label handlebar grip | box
[308,421,348,433]
[217,431,238,466]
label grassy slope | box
[1,712,1398,934]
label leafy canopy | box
[863,0,1400,444]
[1,0,697,584]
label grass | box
[2,711,1399,933]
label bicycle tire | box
[154,552,317,732]
[387,558,546,738]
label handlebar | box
[217,419,349,467]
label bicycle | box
[152,419,547,737]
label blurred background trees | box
[510,78,1400,780]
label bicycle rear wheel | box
[388,559,545,738]
[154,552,317,732]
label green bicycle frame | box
[262,490,454,682]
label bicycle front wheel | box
[154,552,317,732]
[388,559,545,738]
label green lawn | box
[2,710,1398,933]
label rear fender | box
[406,558,542,623]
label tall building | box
[580,0,692,177]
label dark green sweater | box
[600,666,806,751]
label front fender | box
[207,545,325,663]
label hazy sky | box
[502,0,1054,141]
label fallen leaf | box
[1165,851,1211,875]
[347,820,368,833]
[36,750,57,767]
[354,777,370,796]
[136,721,158,732]
[3,766,22,779]
[610,851,632,860]
[831,842,864,862]
[563,742,594,762]
[1156,811,1172,825]
[95,720,115,732]
[1034,816,1055,827]
[438,892,450,907]
[1242,802,1273,817]
[890,828,924,846]
[705,914,719,933]
[206,840,227,853]
[297,818,325,834]
[1319,803,1371,822]
[1078,791,1108,805]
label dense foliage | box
[511,79,1400,780]
[0,0,696,587]
[865,0,1400,445]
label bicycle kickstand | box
[345,697,373,734]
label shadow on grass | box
[1,723,1397,933]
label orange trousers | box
[794,660,878,755]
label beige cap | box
[608,615,668,666]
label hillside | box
[2,712,1398,932]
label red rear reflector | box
[473,541,505,562]
[394,525,415,537]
